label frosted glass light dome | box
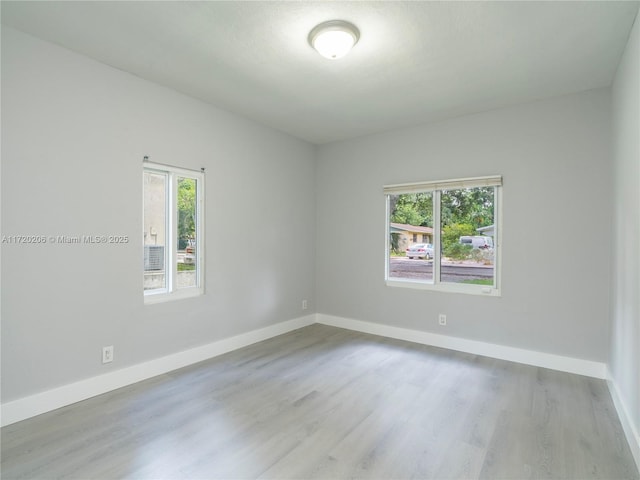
[309,20,360,60]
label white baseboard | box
[606,368,640,472]
[1,313,611,428]
[1,315,315,427]
[316,314,607,379]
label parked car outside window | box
[406,243,434,259]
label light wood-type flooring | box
[2,324,638,479]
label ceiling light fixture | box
[308,20,360,60]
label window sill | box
[386,278,501,297]
[144,287,204,304]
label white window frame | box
[384,175,502,296]
[143,161,205,304]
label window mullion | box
[433,190,441,285]
[493,186,501,291]
[164,171,172,294]
[385,195,391,281]
[169,173,178,293]
[196,175,204,290]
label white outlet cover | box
[102,346,114,364]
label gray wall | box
[611,14,640,438]
[1,27,316,402]
[316,89,612,362]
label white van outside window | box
[459,235,493,249]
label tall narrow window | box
[385,176,501,296]
[143,162,204,302]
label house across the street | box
[389,222,433,250]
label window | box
[385,176,502,295]
[143,162,204,302]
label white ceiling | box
[2,1,638,144]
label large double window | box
[385,176,502,295]
[143,162,204,302]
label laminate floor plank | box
[2,324,638,479]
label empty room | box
[1,1,639,479]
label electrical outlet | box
[438,314,447,326]
[102,345,114,364]
[302,299,308,310]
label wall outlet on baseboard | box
[438,314,447,326]
[302,299,308,310]
[102,346,114,364]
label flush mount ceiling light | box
[308,20,360,60]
